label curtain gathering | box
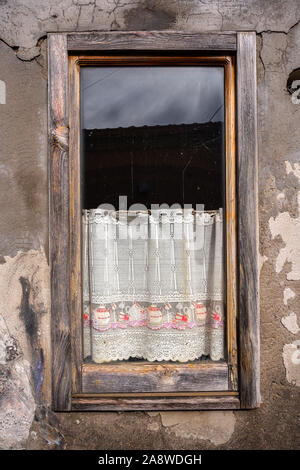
[82,208,225,363]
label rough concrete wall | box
[0,0,300,450]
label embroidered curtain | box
[82,209,225,363]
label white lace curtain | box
[82,209,225,363]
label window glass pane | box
[81,65,225,364]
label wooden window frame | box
[48,31,259,411]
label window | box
[49,32,259,411]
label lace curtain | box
[82,209,225,363]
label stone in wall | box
[0,249,51,449]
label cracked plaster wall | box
[0,0,300,450]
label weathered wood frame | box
[48,31,259,411]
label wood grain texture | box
[224,56,238,390]
[69,56,82,394]
[72,395,240,411]
[48,33,71,411]
[67,31,237,51]
[82,361,229,393]
[237,32,260,408]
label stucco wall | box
[0,0,300,450]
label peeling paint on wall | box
[0,80,5,104]
[286,161,300,180]
[0,315,35,449]
[0,0,300,452]
[0,40,47,259]
[283,287,296,305]
[269,161,300,387]
[259,253,268,272]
